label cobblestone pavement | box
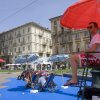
[0,72,21,88]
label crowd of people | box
[18,69,56,91]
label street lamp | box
[9,52,12,64]
[25,54,29,70]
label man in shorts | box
[64,22,100,86]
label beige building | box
[0,22,52,63]
[49,16,90,55]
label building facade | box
[0,22,52,63]
[49,16,90,55]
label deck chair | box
[17,70,28,80]
[77,52,100,100]
[29,74,39,88]
[43,73,57,91]
[34,73,57,92]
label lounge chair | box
[34,73,57,92]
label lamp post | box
[0,52,4,69]
[7,52,13,74]
[9,52,12,64]
[25,54,28,70]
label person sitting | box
[38,70,50,87]
[24,70,35,87]
[64,22,100,86]
[33,71,56,91]
[24,70,49,88]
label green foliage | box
[0,70,22,73]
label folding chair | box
[34,73,57,92]
[43,73,57,92]
[29,74,39,88]
[17,70,28,80]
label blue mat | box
[0,76,91,100]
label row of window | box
[53,32,90,43]
[0,27,31,41]
[0,35,52,48]
[0,42,52,56]
[54,42,89,54]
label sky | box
[0,0,78,32]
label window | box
[18,38,20,43]
[28,27,30,32]
[35,35,37,42]
[18,30,20,34]
[3,36,5,40]
[28,45,30,50]
[35,44,37,50]
[62,46,65,54]
[84,31,89,37]
[35,28,36,33]
[22,37,24,42]
[55,46,58,54]
[69,44,73,53]
[76,43,80,52]
[75,33,80,39]
[54,21,57,26]
[23,46,25,51]
[28,36,30,42]
[15,32,16,36]
[61,27,64,33]
[18,47,20,52]
[23,29,25,34]
[9,49,11,54]
[85,41,89,50]
[68,34,72,41]
[15,48,16,52]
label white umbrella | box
[48,54,69,63]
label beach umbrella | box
[31,57,49,64]
[15,54,39,64]
[0,58,5,63]
[48,54,69,63]
[60,0,100,29]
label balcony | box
[49,42,52,47]
[58,31,62,36]
[13,43,17,47]
[1,40,4,42]
[39,49,44,53]
[20,41,26,45]
[60,40,67,45]
[4,45,8,49]
[75,37,81,42]
[52,32,57,36]
[49,45,52,48]
[9,36,13,40]
[67,39,73,42]
[16,33,21,38]
[83,36,90,41]
[42,41,47,46]
[17,51,22,54]
[38,33,43,37]
[47,50,51,54]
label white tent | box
[31,57,50,64]
[5,64,21,66]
